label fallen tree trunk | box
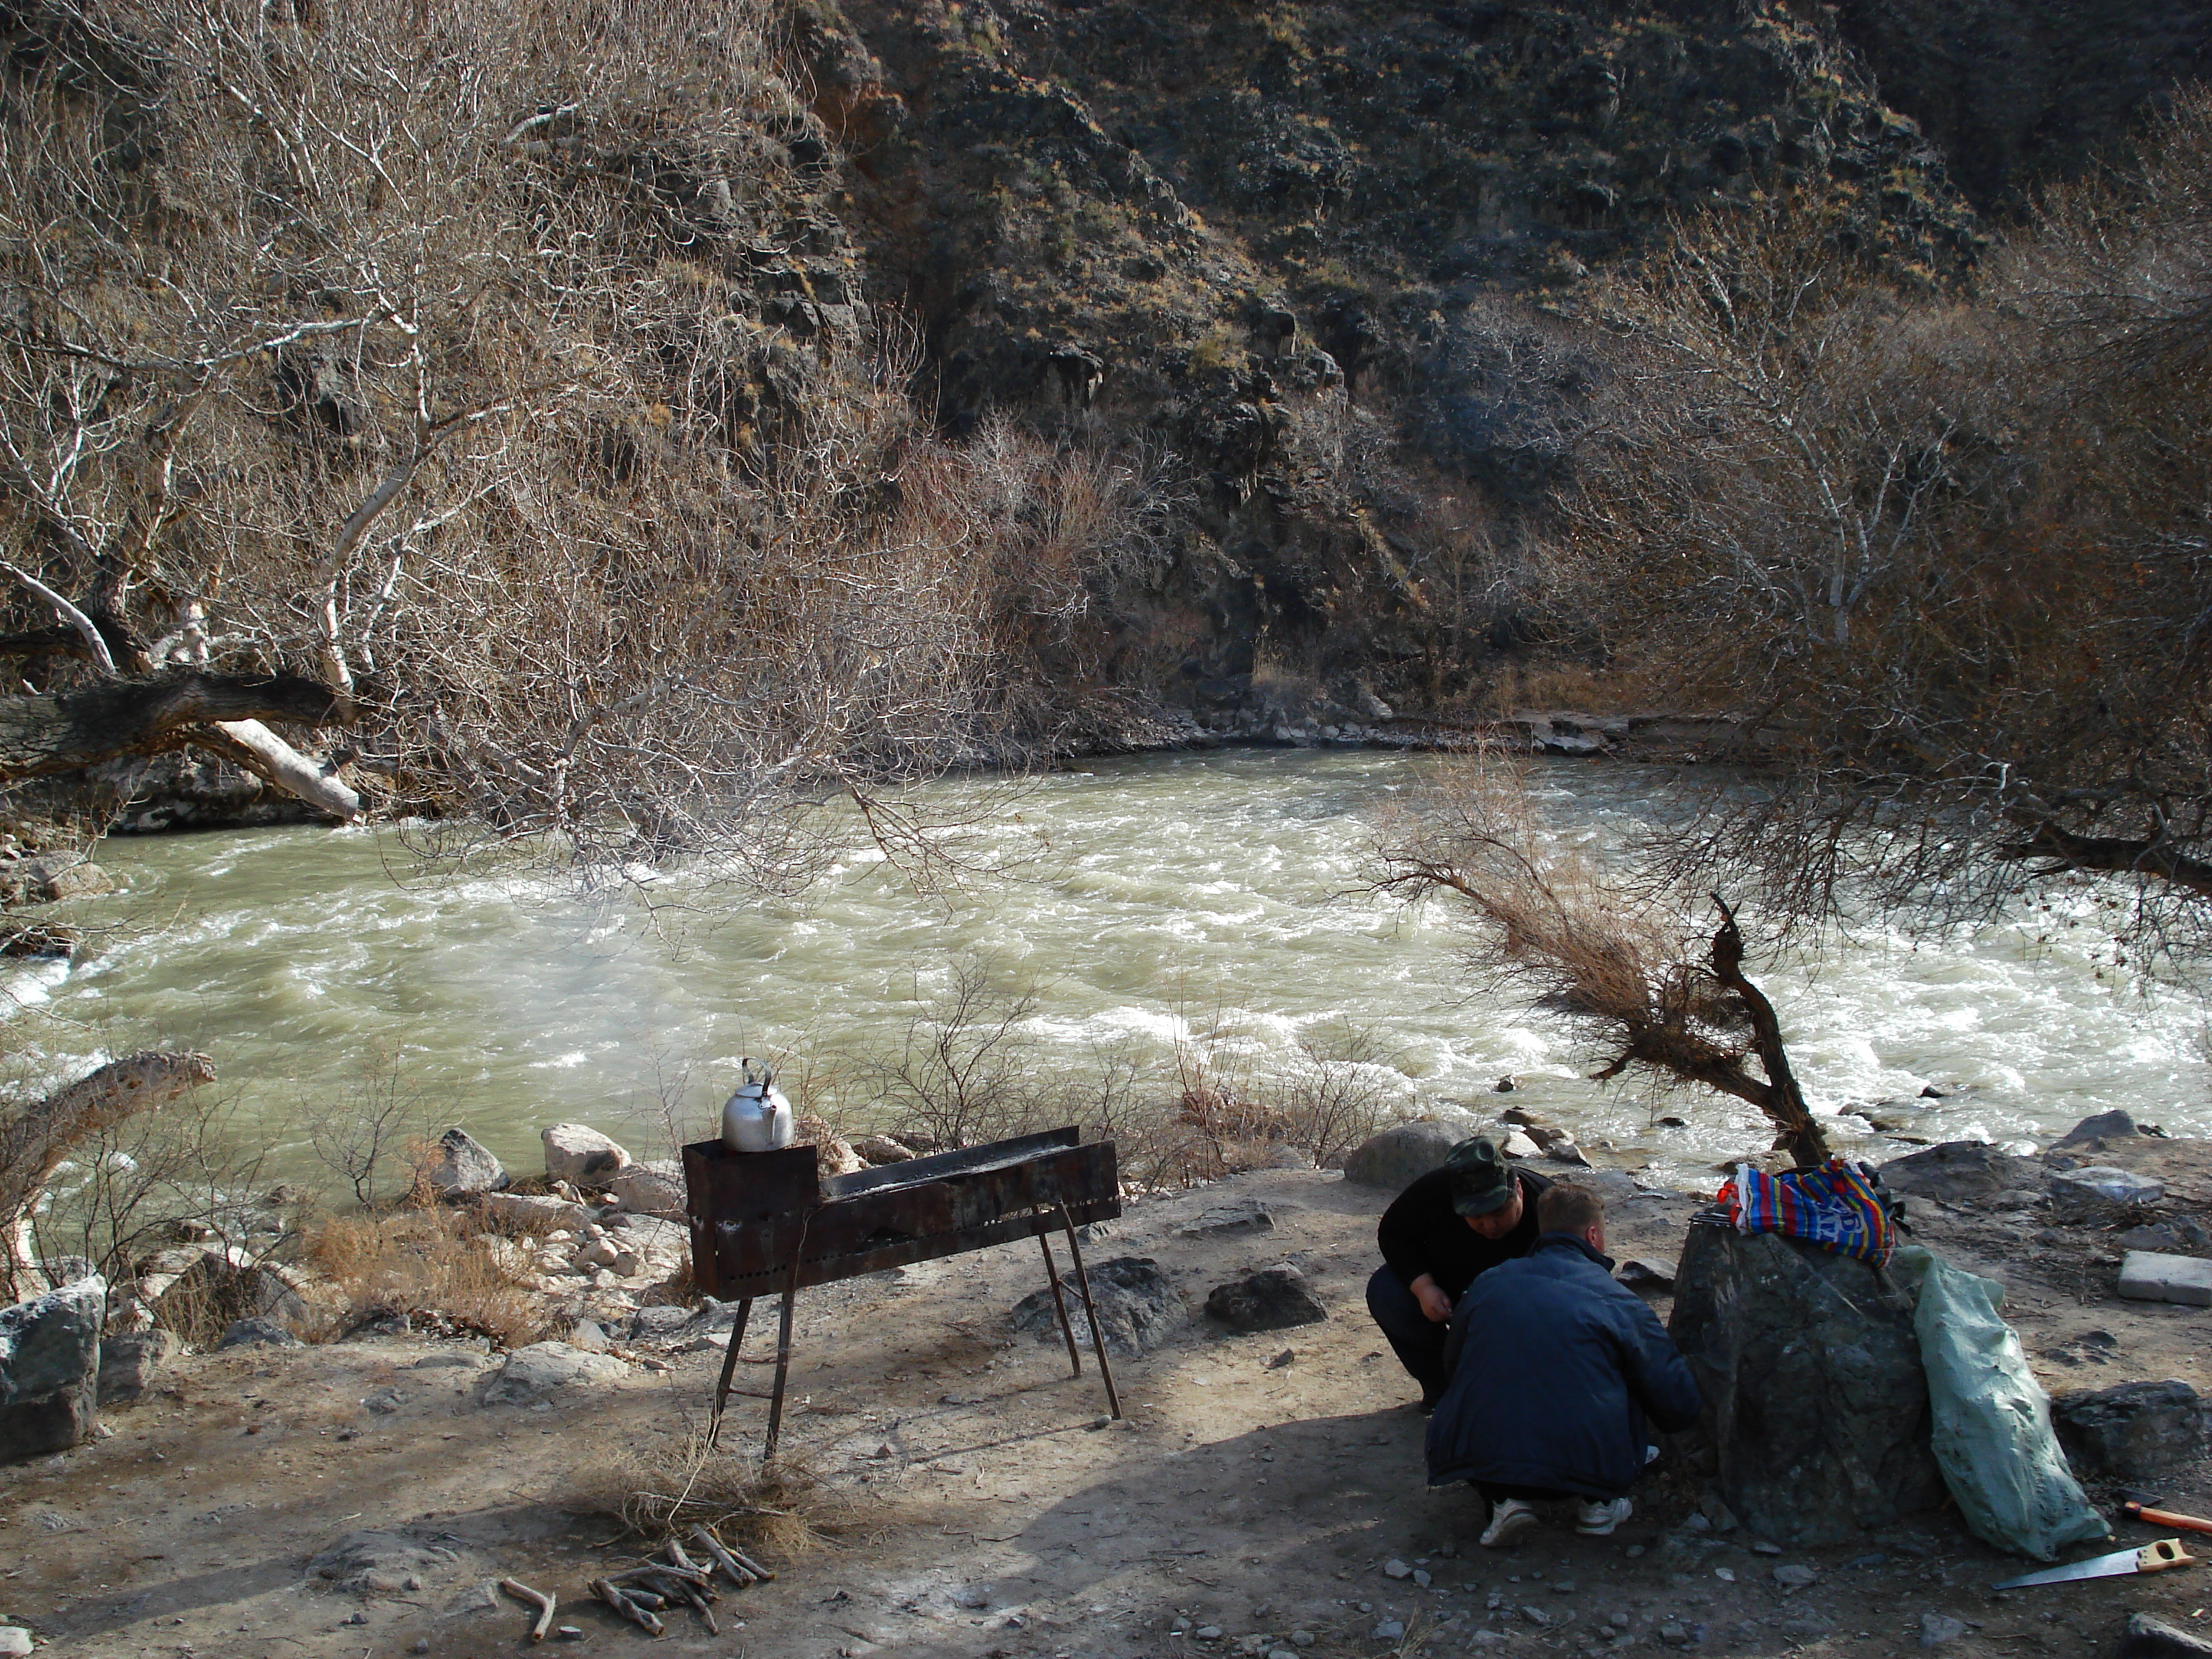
[1,1051,217,1300]
[0,673,354,783]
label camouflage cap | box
[1444,1135,1516,1216]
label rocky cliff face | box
[773,0,2013,730]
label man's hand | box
[1410,1273,1453,1323]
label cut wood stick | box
[720,1540,777,1582]
[590,1578,665,1637]
[499,1578,557,1643]
[609,1561,711,1588]
[646,1570,718,1632]
[688,1526,758,1586]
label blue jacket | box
[1426,1233,1703,1496]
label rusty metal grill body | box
[683,1127,1123,1457]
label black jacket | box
[1426,1233,1704,1496]
[1376,1166,1552,1301]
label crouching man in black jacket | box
[1426,1184,1703,1549]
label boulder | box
[2115,1220,2212,1256]
[1498,1128,1544,1160]
[1203,1266,1328,1332]
[1876,1141,2033,1202]
[2051,1379,2209,1479]
[1341,1120,1463,1192]
[541,1123,631,1186]
[1179,1200,1274,1238]
[2122,1613,2212,1658]
[0,851,115,904]
[97,1328,181,1405]
[422,1128,508,1195]
[604,1159,684,1218]
[475,1191,593,1234]
[1669,1225,1944,1546]
[480,1341,628,1405]
[307,1529,467,1594]
[2049,1166,2164,1208]
[1618,1258,1678,1291]
[0,1274,104,1463]
[1011,1256,1182,1355]
[2051,1110,2144,1151]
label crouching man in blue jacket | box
[1426,1184,1703,1549]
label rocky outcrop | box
[1669,1225,1944,1546]
[480,1341,629,1406]
[2051,1379,2210,1480]
[0,1274,104,1462]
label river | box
[13,748,2207,1195]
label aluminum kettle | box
[721,1058,794,1154]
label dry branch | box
[0,675,354,783]
[498,1578,556,1643]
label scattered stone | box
[2051,1379,2209,1478]
[1290,1633,1315,1648]
[96,1327,181,1406]
[1521,1604,1551,1625]
[1010,1256,1182,1355]
[1773,1565,1817,1590]
[422,1128,508,1195]
[628,1305,692,1341]
[1618,1258,1678,1291]
[1371,1620,1405,1641]
[1658,1622,1690,1647]
[1179,1200,1274,1238]
[1195,1624,1225,1640]
[1877,1141,2034,1202]
[1780,1616,1834,1640]
[475,1192,593,1233]
[217,1316,301,1349]
[2051,1110,2142,1151]
[0,1626,30,1657]
[1341,1120,1464,1192]
[1383,1557,1413,1578]
[308,1530,463,1593]
[2121,1612,2212,1657]
[1266,1348,1295,1369]
[361,1387,408,1414]
[1204,1266,1328,1333]
[554,1627,584,1640]
[2118,1251,2212,1306]
[540,1123,631,1186]
[2049,1166,2164,1208]
[1749,1540,1781,1555]
[1498,1128,1544,1160]
[1668,1225,1943,1546]
[479,1341,628,1406]
[604,1159,684,1218]
[1918,1611,1969,1647]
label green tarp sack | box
[1892,1246,2109,1560]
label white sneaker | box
[1480,1497,1540,1548]
[1575,1496,1633,1536]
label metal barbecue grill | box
[682,1126,1123,1458]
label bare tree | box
[1545,97,2212,957]
[1371,752,1830,1166]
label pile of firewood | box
[499,1526,775,1642]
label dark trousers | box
[1366,1265,1449,1402]
[1478,1482,1576,1504]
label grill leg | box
[1037,1224,1084,1378]
[763,1284,798,1463]
[706,1298,755,1449]
[1061,1209,1123,1420]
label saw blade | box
[1993,1539,2190,1590]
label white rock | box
[480,1342,628,1406]
[2049,1166,2164,1206]
[2118,1251,2212,1307]
[541,1123,632,1187]
[0,1625,30,1656]
[1919,1611,1969,1647]
[604,1160,684,1218]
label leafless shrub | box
[861,957,1056,1151]
[589,1433,858,1555]
[303,1203,551,1348]
[307,1051,436,1210]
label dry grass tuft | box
[588,1429,864,1557]
[303,1204,552,1349]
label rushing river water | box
[13,748,2209,1194]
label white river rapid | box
[9,748,2207,1195]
